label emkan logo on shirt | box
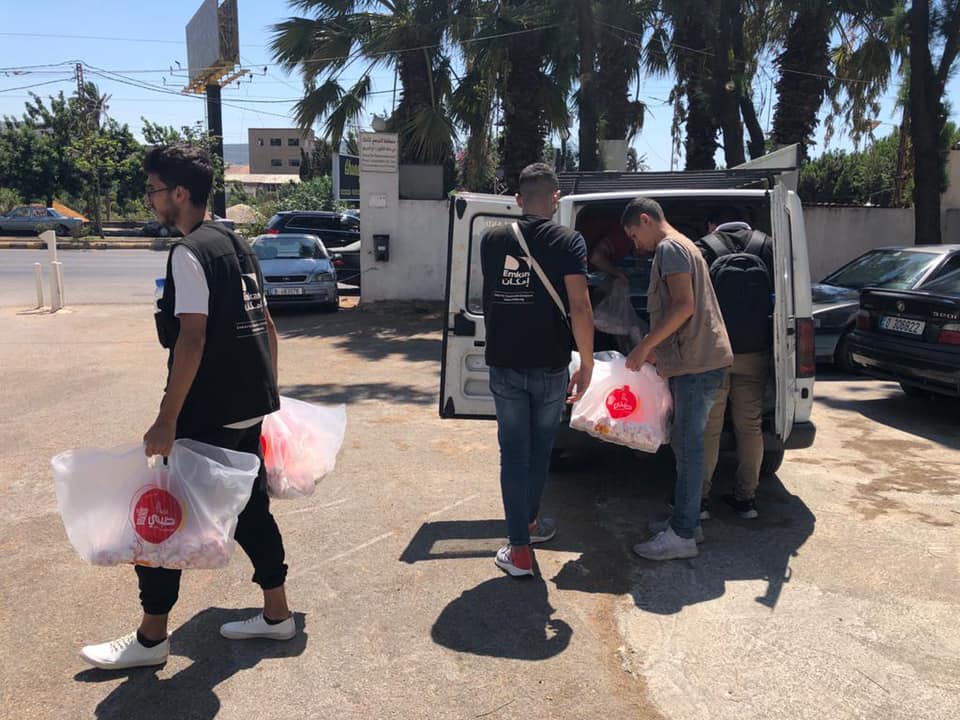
[501,254,531,288]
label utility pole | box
[75,63,84,98]
[206,84,226,218]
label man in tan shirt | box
[622,197,733,560]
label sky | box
[1,0,957,172]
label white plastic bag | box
[569,351,672,452]
[593,278,642,336]
[261,395,347,499]
[52,439,260,569]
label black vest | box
[155,222,279,434]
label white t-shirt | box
[170,245,263,430]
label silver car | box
[252,233,339,311]
[0,206,84,236]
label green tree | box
[275,176,339,212]
[0,188,23,214]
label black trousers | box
[135,422,288,615]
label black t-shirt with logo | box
[481,215,587,369]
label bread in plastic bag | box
[593,278,643,336]
[51,439,260,569]
[261,395,347,499]
[569,351,672,452]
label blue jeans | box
[489,366,568,546]
[669,368,727,539]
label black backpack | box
[701,230,773,354]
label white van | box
[439,168,816,472]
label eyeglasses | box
[144,186,173,197]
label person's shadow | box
[74,608,308,720]
[431,576,572,660]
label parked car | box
[141,215,235,238]
[848,269,960,397]
[439,170,817,475]
[812,245,960,369]
[266,211,361,287]
[251,233,339,311]
[0,206,83,236]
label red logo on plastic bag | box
[131,487,183,544]
[605,386,638,419]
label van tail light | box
[267,228,279,234]
[937,323,960,345]
[855,310,872,331]
[797,318,816,378]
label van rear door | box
[439,193,522,419]
[771,182,797,441]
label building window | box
[270,138,282,147]
[289,158,301,167]
[256,138,264,146]
[271,158,283,167]
[288,138,300,147]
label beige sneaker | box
[220,613,296,640]
[80,632,168,670]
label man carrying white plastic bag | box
[621,198,732,561]
[79,144,296,670]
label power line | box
[0,77,74,93]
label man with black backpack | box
[697,207,774,520]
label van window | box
[467,215,516,314]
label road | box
[0,250,358,308]
[1,292,957,718]
[0,249,164,307]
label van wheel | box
[834,330,856,374]
[761,449,785,476]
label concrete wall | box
[943,150,960,212]
[804,206,915,280]
[361,200,449,302]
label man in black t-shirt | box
[481,163,595,577]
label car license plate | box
[270,287,303,296]
[880,316,925,335]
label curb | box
[0,240,167,251]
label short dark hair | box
[143,143,213,208]
[518,162,559,200]
[707,205,742,227]
[621,197,664,227]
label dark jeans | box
[135,422,287,615]
[489,366,568,547]
[669,368,727,539]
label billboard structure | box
[183,0,247,217]
[184,0,243,93]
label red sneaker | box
[495,544,534,577]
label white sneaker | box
[220,613,296,641]
[80,631,168,670]
[651,520,704,544]
[633,526,699,561]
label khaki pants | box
[703,352,769,500]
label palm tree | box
[594,0,655,168]
[909,0,960,244]
[271,1,466,165]
[664,0,719,169]
[455,1,574,192]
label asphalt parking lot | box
[0,299,957,720]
